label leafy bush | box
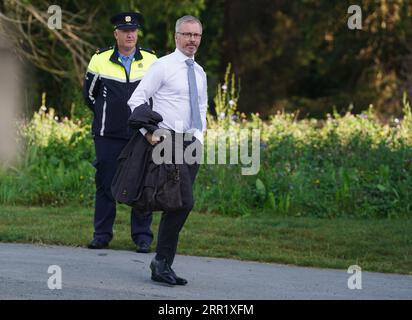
[0,104,95,206]
[1,88,412,218]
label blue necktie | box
[185,59,202,131]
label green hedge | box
[1,100,412,218]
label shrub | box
[1,89,411,218]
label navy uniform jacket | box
[83,46,157,140]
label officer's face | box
[114,29,138,50]
[175,22,202,57]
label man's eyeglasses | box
[176,32,202,40]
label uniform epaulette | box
[139,47,156,55]
[95,46,113,55]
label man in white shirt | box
[128,15,207,285]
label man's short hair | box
[175,15,202,32]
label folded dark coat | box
[128,102,163,132]
[111,103,163,207]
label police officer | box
[83,12,156,253]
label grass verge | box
[0,205,411,275]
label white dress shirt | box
[128,48,208,143]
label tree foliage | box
[1,0,412,118]
[222,0,412,117]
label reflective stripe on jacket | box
[83,46,157,140]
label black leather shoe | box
[136,241,151,253]
[150,257,176,285]
[170,268,188,286]
[87,239,109,249]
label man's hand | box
[145,132,161,145]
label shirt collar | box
[118,48,136,60]
[174,48,195,62]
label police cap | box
[110,12,142,30]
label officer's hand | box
[145,133,160,145]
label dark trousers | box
[156,134,201,266]
[93,136,153,244]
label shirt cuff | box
[139,128,148,136]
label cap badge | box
[125,16,131,22]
